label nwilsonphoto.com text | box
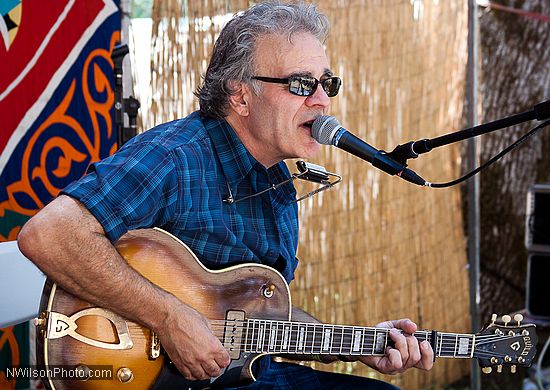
[6,365,113,380]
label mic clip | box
[386,138,431,165]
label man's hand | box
[157,298,231,381]
[358,318,433,374]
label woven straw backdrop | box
[144,1,470,388]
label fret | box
[351,326,362,355]
[361,328,370,355]
[263,321,270,352]
[454,334,458,357]
[321,325,331,353]
[340,326,352,355]
[312,324,323,354]
[303,323,314,355]
[297,323,307,352]
[244,319,251,353]
[277,321,285,353]
[262,321,269,352]
[268,321,277,352]
[258,320,265,352]
[437,332,443,357]
[370,328,386,355]
[282,322,291,352]
[456,334,474,358]
[330,325,342,354]
[291,322,299,353]
[249,320,257,352]
[310,324,316,354]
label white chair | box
[0,241,46,328]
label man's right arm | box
[17,195,230,380]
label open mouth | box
[301,120,314,130]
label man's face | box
[237,32,333,167]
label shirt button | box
[267,250,275,257]
[262,200,270,208]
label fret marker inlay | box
[322,328,331,351]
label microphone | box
[311,116,426,186]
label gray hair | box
[196,1,330,119]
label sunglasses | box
[252,75,342,97]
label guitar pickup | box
[223,310,246,359]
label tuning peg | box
[491,314,497,326]
[511,365,516,374]
[514,313,523,326]
[497,365,503,373]
[482,367,492,374]
[501,315,511,326]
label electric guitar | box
[35,228,537,389]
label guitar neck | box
[241,319,475,359]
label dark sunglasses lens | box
[289,76,317,96]
[322,77,341,97]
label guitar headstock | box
[474,313,537,374]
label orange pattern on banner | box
[0,31,120,242]
[0,327,20,390]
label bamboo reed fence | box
[145,1,470,388]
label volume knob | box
[117,367,134,383]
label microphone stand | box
[387,100,550,165]
[111,44,141,149]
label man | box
[18,1,433,388]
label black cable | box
[426,119,550,188]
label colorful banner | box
[0,1,120,388]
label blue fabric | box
[237,360,400,390]
[151,357,400,390]
[61,111,299,283]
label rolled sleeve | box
[62,142,178,242]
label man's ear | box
[227,81,251,117]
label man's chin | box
[298,142,322,159]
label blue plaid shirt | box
[62,111,299,283]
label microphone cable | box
[425,119,550,188]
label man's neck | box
[225,115,281,168]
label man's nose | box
[305,84,331,108]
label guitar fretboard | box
[240,319,475,359]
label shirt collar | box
[204,115,258,187]
[204,115,297,202]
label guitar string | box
[209,329,477,354]
[207,321,524,343]
[204,332,526,357]
[208,318,528,336]
[205,330,520,359]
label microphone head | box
[312,115,342,145]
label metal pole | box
[120,0,132,103]
[467,1,481,389]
